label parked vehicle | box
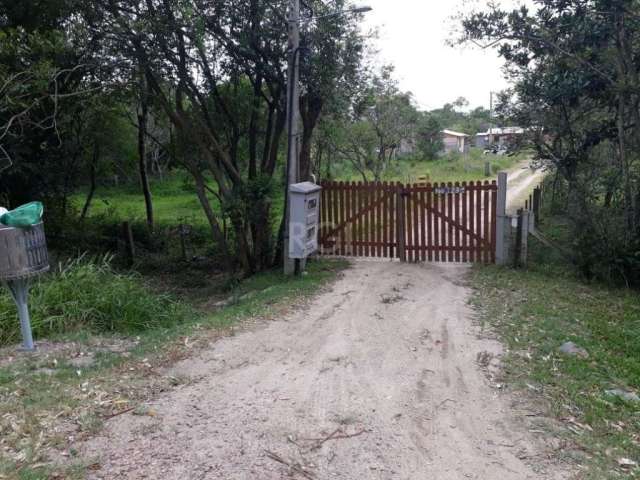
[483,144,513,156]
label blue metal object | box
[6,278,34,351]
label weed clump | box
[0,255,195,346]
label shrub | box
[0,255,196,346]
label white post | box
[495,171,508,265]
[284,0,301,275]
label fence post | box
[179,224,188,262]
[122,221,135,266]
[396,185,406,262]
[495,172,508,265]
[484,162,492,177]
[533,187,541,228]
[521,211,530,267]
[514,209,523,268]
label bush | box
[0,255,196,346]
[541,176,640,288]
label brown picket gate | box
[319,180,498,264]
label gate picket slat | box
[462,182,468,263]
[354,182,360,257]
[376,184,382,257]
[382,182,389,258]
[468,182,475,263]
[420,186,426,261]
[333,181,339,254]
[446,182,453,262]
[433,184,440,262]
[372,183,378,257]
[412,185,420,262]
[332,181,338,254]
[338,181,345,256]
[427,184,433,262]
[324,182,331,254]
[476,182,482,263]
[319,182,325,253]
[344,182,351,256]
[404,187,412,262]
[370,183,376,256]
[439,183,445,262]
[351,181,357,256]
[411,187,417,262]
[361,182,367,257]
[364,184,371,257]
[390,183,396,258]
[483,181,490,264]
[454,181,461,263]
[328,182,335,253]
[376,183,382,257]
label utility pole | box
[284,0,301,275]
[489,91,494,145]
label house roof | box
[476,127,525,136]
[442,129,469,138]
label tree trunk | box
[80,142,99,220]
[248,75,262,180]
[137,75,154,232]
[299,95,324,182]
[190,168,233,271]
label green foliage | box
[540,176,640,287]
[330,147,523,183]
[415,113,443,160]
[428,99,491,136]
[0,255,195,346]
[472,262,640,479]
[460,1,640,286]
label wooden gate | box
[319,181,498,264]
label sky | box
[361,0,525,111]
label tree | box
[329,67,420,181]
[460,0,640,285]
[416,113,443,160]
[0,0,111,212]
[298,0,370,181]
[90,0,370,274]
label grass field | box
[329,148,526,184]
[75,150,524,231]
[471,210,640,478]
[74,172,222,229]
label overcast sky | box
[361,0,526,111]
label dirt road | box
[506,163,545,213]
[82,261,567,480]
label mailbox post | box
[288,182,321,270]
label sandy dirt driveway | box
[82,261,566,480]
[506,163,546,213]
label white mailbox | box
[289,182,322,259]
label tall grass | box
[0,255,196,346]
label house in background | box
[475,127,525,148]
[441,129,470,154]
